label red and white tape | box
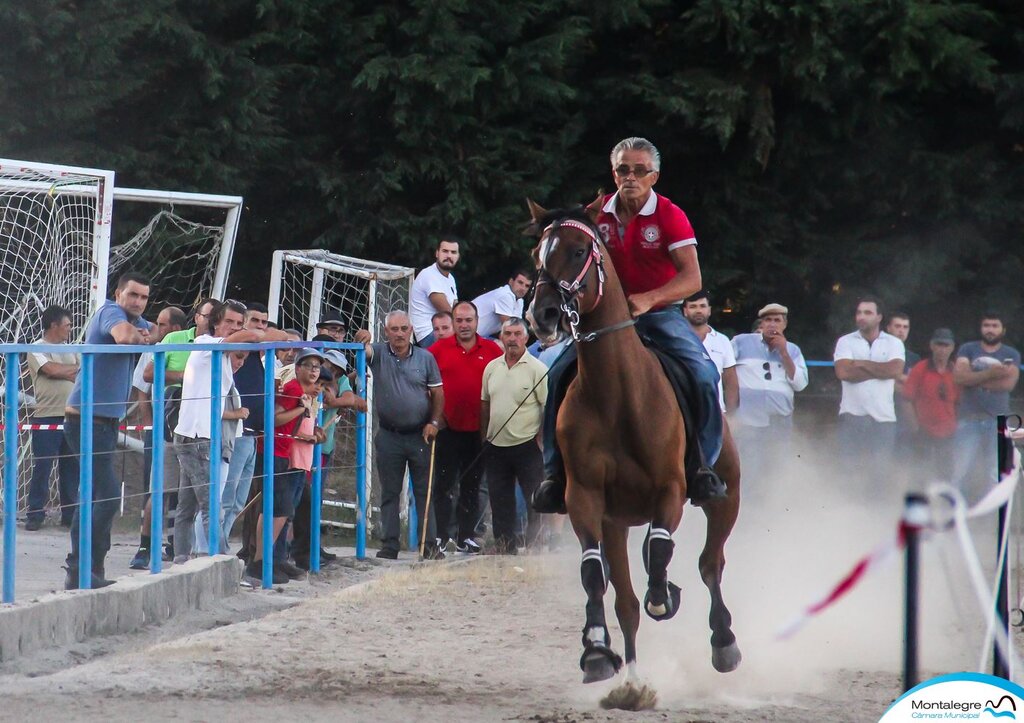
[2,424,152,431]
[778,460,1021,640]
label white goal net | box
[0,159,241,517]
[268,250,415,530]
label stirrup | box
[689,466,727,505]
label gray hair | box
[500,317,528,333]
[384,309,410,325]
[610,137,661,171]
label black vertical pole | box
[903,493,928,693]
[994,414,1011,679]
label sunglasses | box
[763,361,772,380]
[298,363,321,371]
[613,165,656,179]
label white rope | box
[924,448,1023,677]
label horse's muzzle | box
[527,299,561,345]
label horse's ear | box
[526,198,547,222]
[523,198,548,238]
[584,191,604,222]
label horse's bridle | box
[536,216,635,344]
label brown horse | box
[526,197,743,693]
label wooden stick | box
[419,437,438,558]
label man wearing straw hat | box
[354,310,445,560]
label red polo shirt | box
[429,335,502,431]
[595,191,697,299]
[903,359,959,438]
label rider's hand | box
[626,293,656,317]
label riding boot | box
[689,465,727,505]
[532,476,567,514]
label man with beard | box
[410,237,460,348]
[683,290,738,414]
[833,297,905,494]
[952,313,1020,499]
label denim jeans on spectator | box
[221,434,257,545]
[417,332,436,349]
[952,417,997,502]
[836,413,897,497]
[192,457,230,555]
[173,435,215,558]
[376,428,436,553]
[542,306,723,481]
[28,416,79,524]
[65,416,119,574]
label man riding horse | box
[532,136,727,514]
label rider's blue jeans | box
[541,305,723,479]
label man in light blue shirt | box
[731,303,808,487]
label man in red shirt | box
[903,328,959,480]
[430,300,502,552]
[534,136,725,513]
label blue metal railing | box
[0,340,367,602]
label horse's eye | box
[574,248,586,257]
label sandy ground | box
[0,449,1018,722]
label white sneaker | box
[456,538,481,554]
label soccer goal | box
[0,158,242,515]
[268,249,415,531]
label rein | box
[538,216,636,344]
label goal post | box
[0,157,243,517]
[268,249,416,532]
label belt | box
[380,422,424,435]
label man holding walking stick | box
[354,310,446,560]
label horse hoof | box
[712,641,742,673]
[580,647,622,684]
[643,582,681,621]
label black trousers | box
[485,441,543,549]
[434,429,484,543]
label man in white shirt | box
[172,300,287,560]
[731,303,809,487]
[410,238,460,347]
[473,270,532,339]
[683,291,738,413]
[833,297,905,490]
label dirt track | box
[0,466,1008,722]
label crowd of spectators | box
[20,251,1020,587]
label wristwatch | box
[429,419,440,427]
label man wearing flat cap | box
[730,303,809,488]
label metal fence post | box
[208,349,222,556]
[262,353,276,588]
[902,493,928,692]
[994,414,1014,678]
[311,393,323,573]
[407,471,418,551]
[78,353,95,590]
[3,353,20,602]
[355,347,367,560]
[150,352,166,574]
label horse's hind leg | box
[569,488,622,683]
[701,422,742,672]
[643,484,684,622]
[603,521,639,679]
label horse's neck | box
[575,261,645,389]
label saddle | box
[638,336,703,493]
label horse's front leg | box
[642,478,684,621]
[568,483,621,684]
